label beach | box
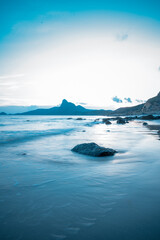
[0,115,160,240]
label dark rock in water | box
[67,118,72,120]
[22,153,27,156]
[94,118,100,122]
[143,122,148,126]
[72,142,117,157]
[158,130,160,135]
[124,116,135,121]
[103,119,112,125]
[141,115,160,120]
[141,115,155,120]
[117,117,126,124]
[76,118,85,120]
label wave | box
[0,128,74,145]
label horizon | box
[0,95,149,114]
[0,0,160,109]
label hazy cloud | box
[112,96,123,103]
[116,33,128,41]
[124,97,132,103]
[0,74,24,80]
[77,102,87,105]
[135,99,145,103]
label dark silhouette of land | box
[1,92,160,116]
[20,99,112,115]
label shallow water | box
[0,116,160,240]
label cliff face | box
[113,103,144,115]
[141,92,160,114]
[113,92,160,115]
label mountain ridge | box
[113,92,160,115]
[20,99,112,115]
[2,92,160,116]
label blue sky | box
[0,0,160,108]
[1,0,160,40]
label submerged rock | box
[141,115,155,120]
[143,122,148,126]
[158,130,160,135]
[102,119,112,125]
[72,142,117,157]
[117,117,126,124]
[76,118,85,120]
[94,118,100,122]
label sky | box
[0,0,160,109]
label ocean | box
[0,115,160,240]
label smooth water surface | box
[0,116,160,240]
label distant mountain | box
[0,112,7,115]
[0,105,46,114]
[141,92,160,114]
[113,103,144,115]
[20,99,112,115]
[14,92,160,116]
[113,92,160,115]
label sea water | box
[0,115,160,240]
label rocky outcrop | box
[141,92,160,114]
[71,142,117,157]
[143,122,148,126]
[113,104,144,116]
[76,118,86,120]
[113,92,160,116]
[102,119,112,125]
[117,117,126,124]
[140,115,160,120]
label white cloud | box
[0,12,160,107]
[0,74,24,80]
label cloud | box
[0,74,24,80]
[116,33,128,41]
[77,102,87,105]
[112,96,123,103]
[135,99,146,103]
[124,97,132,103]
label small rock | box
[72,142,117,157]
[143,122,148,126]
[94,118,100,122]
[158,130,160,135]
[141,115,155,120]
[76,118,85,120]
[117,117,126,124]
[103,119,112,125]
